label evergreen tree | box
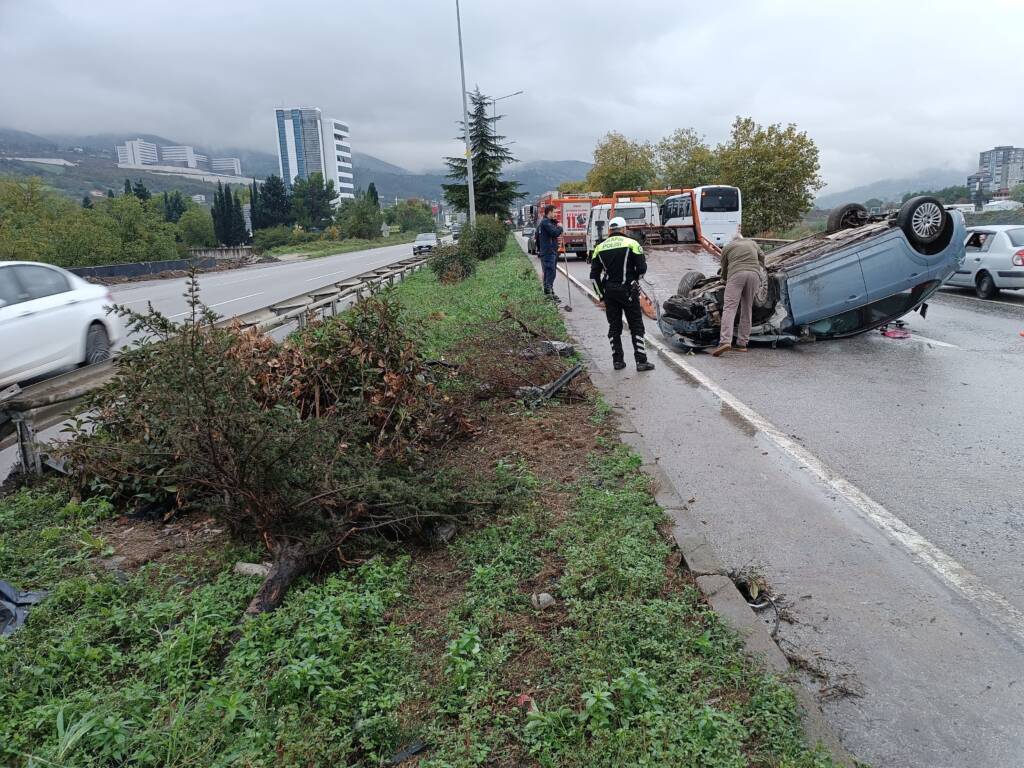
[443,88,523,216]
[81,194,93,209]
[124,178,132,196]
[211,182,227,244]
[163,190,186,223]
[132,179,151,201]
[106,189,115,198]
[231,190,248,245]
[366,182,380,209]
[249,179,263,229]
[258,174,291,228]
[291,172,335,230]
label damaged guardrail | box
[0,254,429,476]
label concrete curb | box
[538,250,856,766]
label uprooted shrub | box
[429,244,477,283]
[60,276,472,615]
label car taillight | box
[1014,250,1024,267]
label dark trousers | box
[603,283,648,363]
[541,253,557,293]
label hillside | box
[816,167,972,208]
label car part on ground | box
[657,198,965,351]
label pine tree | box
[211,182,226,244]
[81,194,93,209]
[249,179,263,230]
[258,174,291,227]
[132,179,151,201]
[124,178,132,196]
[162,191,170,219]
[443,88,523,216]
[231,190,248,245]
[366,182,379,209]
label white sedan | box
[944,226,1024,298]
[0,261,123,388]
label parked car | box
[0,261,123,388]
[658,196,966,350]
[522,226,536,254]
[413,232,439,254]
[943,225,1024,298]
[451,226,462,242]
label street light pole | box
[455,0,476,226]
[489,90,524,123]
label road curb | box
[537,248,856,766]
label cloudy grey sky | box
[2,0,1021,193]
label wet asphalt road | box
[537,239,1024,767]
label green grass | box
[266,231,416,258]
[0,240,836,766]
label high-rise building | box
[211,157,242,176]
[115,138,159,166]
[274,107,354,199]
[974,146,1024,194]
[324,118,355,200]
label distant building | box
[191,194,207,204]
[211,157,242,176]
[971,146,1024,195]
[160,145,209,169]
[274,106,354,200]
[982,199,1023,212]
[115,138,159,166]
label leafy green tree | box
[336,191,383,239]
[656,128,720,188]
[864,197,884,209]
[178,206,216,247]
[443,88,522,216]
[585,131,657,195]
[257,174,291,228]
[132,179,151,201]
[366,182,380,208]
[902,185,971,204]
[1011,184,1024,204]
[557,180,588,194]
[81,194,93,209]
[716,117,823,235]
[291,172,335,230]
[384,199,434,233]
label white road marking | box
[908,334,958,348]
[166,292,264,319]
[936,290,1024,310]
[558,264,1024,642]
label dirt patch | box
[93,514,228,570]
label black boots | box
[636,361,655,372]
[613,359,627,370]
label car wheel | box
[84,323,111,365]
[897,196,948,247]
[826,203,868,233]
[975,271,999,299]
[677,270,706,298]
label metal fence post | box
[12,413,42,476]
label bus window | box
[700,187,739,212]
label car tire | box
[84,323,111,365]
[897,196,948,247]
[975,271,999,299]
[826,202,868,233]
[677,270,706,298]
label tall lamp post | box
[455,0,476,226]
[490,90,524,123]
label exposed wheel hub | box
[911,202,943,239]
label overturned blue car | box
[658,196,966,349]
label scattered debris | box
[429,521,458,545]
[520,340,575,359]
[530,591,556,610]
[0,579,47,636]
[880,319,911,339]
[386,740,429,765]
[518,364,585,407]
[233,562,272,578]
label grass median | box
[0,237,836,767]
[264,231,416,259]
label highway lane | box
[536,238,1024,766]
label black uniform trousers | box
[602,282,648,363]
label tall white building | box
[211,157,242,176]
[274,107,354,200]
[115,138,159,166]
[160,145,208,169]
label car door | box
[785,246,869,325]
[0,265,40,384]
[9,264,81,374]
[858,230,930,301]
[959,230,994,284]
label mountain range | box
[815,167,972,208]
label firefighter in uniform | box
[589,217,655,372]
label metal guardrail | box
[0,254,429,474]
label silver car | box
[943,225,1024,298]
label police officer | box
[589,217,655,372]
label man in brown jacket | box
[711,230,765,356]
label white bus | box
[661,185,742,248]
